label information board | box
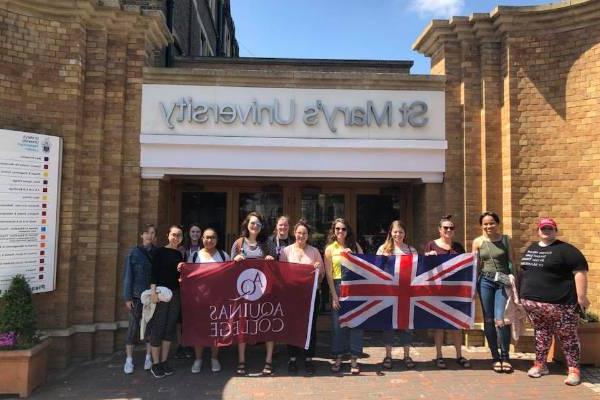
[0,129,62,294]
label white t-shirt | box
[191,249,231,263]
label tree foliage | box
[0,275,39,349]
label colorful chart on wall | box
[0,129,62,294]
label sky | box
[230,0,553,74]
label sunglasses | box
[540,226,555,231]
[335,227,347,232]
[441,226,455,231]
[249,221,262,228]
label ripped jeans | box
[478,276,511,361]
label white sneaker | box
[124,359,134,374]
[527,362,549,378]
[211,358,222,372]
[191,359,202,374]
[144,356,153,371]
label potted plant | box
[554,310,600,367]
[0,275,50,397]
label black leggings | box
[149,289,180,347]
[288,290,320,359]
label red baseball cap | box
[537,217,557,229]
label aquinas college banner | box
[180,260,319,348]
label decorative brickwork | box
[414,0,600,319]
[0,0,169,367]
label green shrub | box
[0,275,39,349]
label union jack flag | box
[338,252,476,330]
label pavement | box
[15,332,600,400]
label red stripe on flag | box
[339,299,383,325]
[426,255,474,281]
[341,284,399,297]
[341,252,393,281]
[416,300,470,329]
[410,285,472,298]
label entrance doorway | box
[174,179,412,255]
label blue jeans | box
[331,280,364,356]
[383,329,412,347]
[478,276,511,360]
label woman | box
[376,220,417,370]
[231,212,275,376]
[188,228,230,374]
[472,211,515,373]
[325,218,364,375]
[424,215,470,369]
[279,219,324,376]
[184,224,202,262]
[267,215,293,259]
[520,218,589,386]
[176,223,202,360]
[122,224,156,375]
[148,225,184,379]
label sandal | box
[403,356,416,369]
[435,357,447,369]
[287,359,298,373]
[236,362,246,376]
[351,358,360,375]
[382,356,393,370]
[501,360,513,373]
[456,357,471,368]
[305,359,315,376]
[493,360,503,373]
[330,356,342,373]
[261,362,273,376]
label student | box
[520,218,589,386]
[188,228,230,374]
[267,215,293,259]
[279,219,324,376]
[424,215,470,369]
[122,224,156,374]
[325,218,364,375]
[376,220,417,370]
[148,225,185,379]
[472,211,515,373]
[231,212,275,376]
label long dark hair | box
[240,211,268,243]
[183,223,202,250]
[326,218,358,252]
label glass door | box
[181,192,228,249]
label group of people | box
[122,211,590,386]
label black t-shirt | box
[519,240,588,304]
[151,247,184,291]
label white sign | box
[0,129,62,294]
[142,85,445,140]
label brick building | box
[121,0,239,65]
[0,0,597,367]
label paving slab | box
[11,332,600,400]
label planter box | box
[0,339,50,398]
[554,322,600,367]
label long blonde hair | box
[381,220,408,255]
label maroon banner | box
[180,259,318,348]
